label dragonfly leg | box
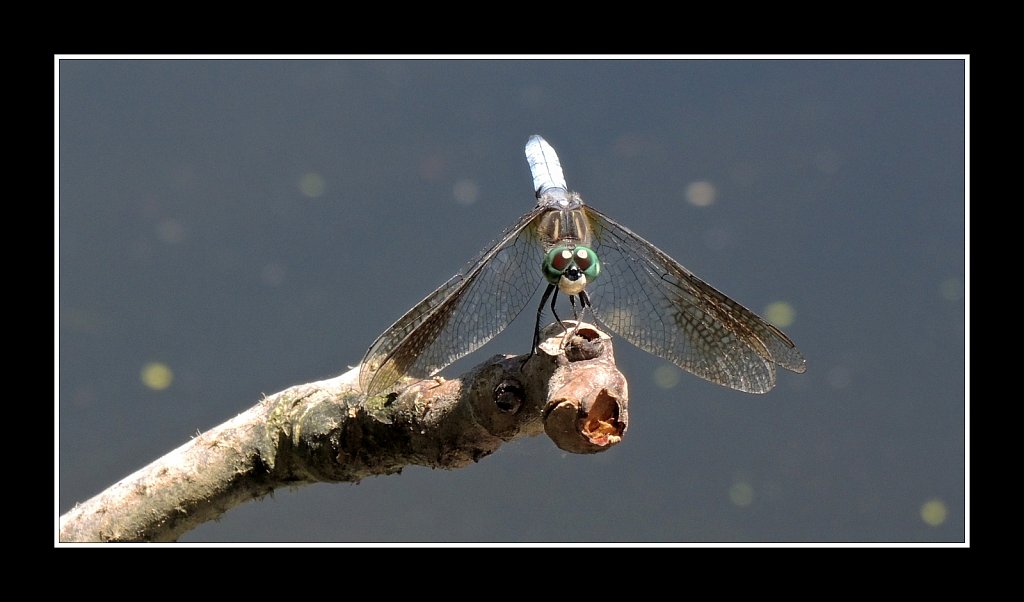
[527,284,558,367]
[550,287,565,332]
[548,288,579,347]
[555,295,574,348]
[562,292,590,345]
[564,290,592,342]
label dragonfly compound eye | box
[574,246,601,282]
[544,246,577,285]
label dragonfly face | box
[359,135,806,397]
[543,245,600,295]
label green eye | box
[573,247,601,281]
[542,245,601,285]
[543,247,572,285]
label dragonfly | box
[359,135,806,397]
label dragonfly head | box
[543,245,601,295]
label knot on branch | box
[536,322,630,453]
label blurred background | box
[57,58,966,543]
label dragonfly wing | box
[359,206,548,397]
[583,206,806,394]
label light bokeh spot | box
[685,181,717,207]
[518,85,544,108]
[418,154,446,181]
[653,364,681,389]
[827,365,852,389]
[156,218,185,244]
[261,261,287,287]
[299,172,326,198]
[940,278,964,301]
[141,362,174,391]
[813,148,842,174]
[453,179,480,206]
[729,481,754,507]
[764,301,796,328]
[920,498,948,527]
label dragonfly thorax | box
[543,245,601,295]
[537,188,583,210]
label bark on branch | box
[58,322,629,542]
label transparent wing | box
[359,206,548,397]
[583,206,806,394]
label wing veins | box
[360,205,548,395]
[584,205,805,391]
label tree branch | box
[58,322,629,542]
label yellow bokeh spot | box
[729,481,754,507]
[920,499,948,527]
[653,364,681,389]
[764,301,796,328]
[141,362,174,391]
[156,218,185,244]
[453,179,480,206]
[261,261,287,287]
[685,181,717,207]
[298,172,326,198]
[940,278,964,301]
